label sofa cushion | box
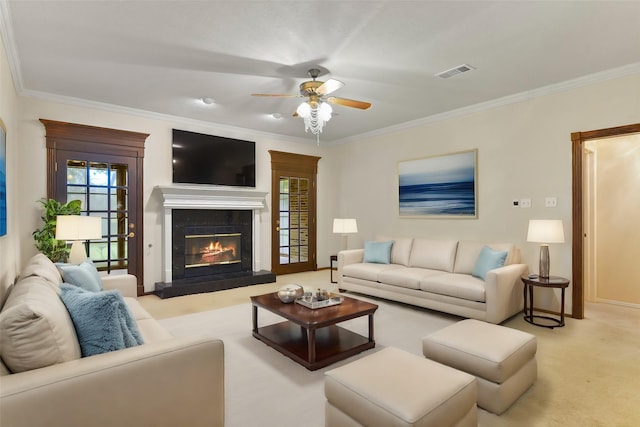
[60,284,144,357]
[454,242,515,274]
[409,239,458,272]
[124,297,174,342]
[378,268,447,290]
[57,259,103,292]
[363,240,394,264]
[419,274,486,302]
[472,246,508,280]
[377,236,413,266]
[18,253,62,289]
[0,276,81,373]
[343,263,404,282]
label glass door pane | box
[65,159,129,272]
[278,176,310,265]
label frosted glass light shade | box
[296,102,311,118]
[333,218,358,234]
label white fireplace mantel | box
[156,185,268,283]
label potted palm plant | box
[32,198,82,262]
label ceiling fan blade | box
[327,96,372,110]
[316,79,344,96]
[251,93,299,97]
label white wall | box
[325,73,640,315]
[0,31,19,303]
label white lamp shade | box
[55,215,102,240]
[527,220,564,244]
[333,218,358,234]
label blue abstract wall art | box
[398,149,477,218]
[0,119,6,236]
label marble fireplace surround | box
[155,185,270,296]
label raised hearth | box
[155,270,276,299]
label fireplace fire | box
[185,232,241,268]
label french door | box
[269,151,320,275]
[56,151,138,276]
[41,120,148,295]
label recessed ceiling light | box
[272,113,283,119]
[201,97,215,105]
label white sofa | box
[0,254,225,427]
[338,238,528,324]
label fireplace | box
[154,185,275,298]
[184,228,242,273]
[171,209,252,281]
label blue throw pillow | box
[56,259,103,292]
[472,246,508,280]
[59,283,144,357]
[363,240,394,264]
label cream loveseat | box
[338,238,528,324]
[0,254,225,427]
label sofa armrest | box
[337,249,364,287]
[101,273,137,298]
[0,337,225,427]
[484,263,529,324]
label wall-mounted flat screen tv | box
[172,129,256,187]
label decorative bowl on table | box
[277,284,304,303]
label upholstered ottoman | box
[324,347,477,427]
[422,319,537,415]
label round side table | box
[521,275,570,328]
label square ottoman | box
[422,319,537,415]
[324,347,477,427]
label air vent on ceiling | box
[435,64,475,79]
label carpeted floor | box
[141,270,640,427]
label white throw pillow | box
[0,276,81,373]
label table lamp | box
[333,218,358,250]
[526,219,564,278]
[55,215,102,264]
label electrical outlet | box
[520,198,532,208]
[545,197,557,207]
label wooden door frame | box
[269,150,321,275]
[571,123,640,319]
[40,119,148,295]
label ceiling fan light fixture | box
[297,101,331,136]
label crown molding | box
[331,62,640,146]
[0,0,24,92]
[19,88,314,145]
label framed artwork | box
[398,149,477,218]
[0,118,6,236]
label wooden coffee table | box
[251,292,378,370]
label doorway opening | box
[571,123,640,318]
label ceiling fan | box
[251,68,371,137]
